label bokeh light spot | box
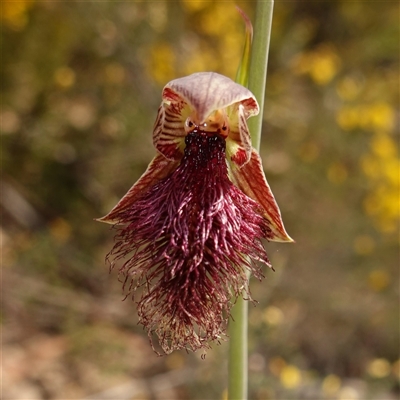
[181,0,208,13]
[280,365,301,389]
[322,374,341,395]
[263,306,284,326]
[292,44,341,85]
[368,270,390,292]
[370,132,397,158]
[336,76,362,101]
[54,67,76,89]
[269,357,286,377]
[369,103,395,132]
[336,106,359,131]
[367,358,391,378]
[338,386,360,400]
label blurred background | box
[2,1,399,399]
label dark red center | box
[183,130,227,169]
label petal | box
[153,72,259,162]
[164,72,259,124]
[152,98,190,161]
[226,103,252,167]
[96,153,180,224]
[229,149,293,242]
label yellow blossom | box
[181,0,208,13]
[368,102,395,132]
[199,3,238,37]
[2,0,34,31]
[280,365,301,389]
[370,132,397,158]
[292,44,341,85]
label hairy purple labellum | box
[98,72,292,354]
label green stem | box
[228,295,248,400]
[228,1,274,400]
[248,0,274,152]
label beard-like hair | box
[108,130,272,354]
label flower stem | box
[228,1,274,399]
[248,0,274,151]
[228,294,248,400]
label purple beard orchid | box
[98,72,292,354]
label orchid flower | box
[98,71,292,354]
